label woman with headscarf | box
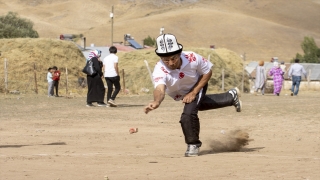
[269,62,285,96]
[86,49,106,107]
[254,60,266,95]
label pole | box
[144,60,154,85]
[222,69,224,91]
[121,69,126,94]
[308,69,311,90]
[66,67,69,96]
[4,58,8,94]
[34,63,38,94]
[111,5,114,46]
[241,53,246,93]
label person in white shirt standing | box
[103,46,121,107]
[288,59,307,96]
[47,67,54,97]
[144,34,242,157]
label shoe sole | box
[97,104,107,107]
[108,101,118,107]
[185,153,199,157]
[86,105,95,107]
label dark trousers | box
[105,76,121,102]
[53,80,59,96]
[180,84,233,146]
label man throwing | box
[144,34,242,157]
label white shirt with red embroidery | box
[153,51,213,101]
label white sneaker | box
[185,144,200,157]
[108,99,118,107]
[228,87,241,112]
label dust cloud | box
[200,129,253,155]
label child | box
[47,67,54,97]
[52,66,61,97]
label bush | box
[292,36,320,63]
[143,35,156,47]
[0,12,39,38]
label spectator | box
[103,46,121,107]
[47,67,54,97]
[86,50,107,107]
[269,62,284,96]
[288,59,307,96]
[254,60,266,95]
[280,61,286,89]
[52,66,61,97]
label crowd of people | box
[254,58,307,96]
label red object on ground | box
[129,128,138,134]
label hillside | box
[0,0,319,61]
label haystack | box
[0,38,249,95]
[118,48,249,94]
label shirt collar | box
[180,53,189,70]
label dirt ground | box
[0,90,319,180]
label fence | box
[0,58,131,96]
[0,58,87,96]
[1,58,249,96]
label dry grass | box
[0,38,86,94]
[118,47,249,94]
[0,38,250,95]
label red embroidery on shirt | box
[160,66,168,74]
[154,77,163,82]
[202,57,208,62]
[185,53,196,63]
[174,94,182,100]
[179,72,185,79]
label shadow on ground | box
[0,142,67,148]
[199,147,265,155]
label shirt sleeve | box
[302,66,307,77]
[196,53,213,75]
[114,56,119,63]
[269,68,273,76]
[152,63,166,88]
[288,65,293,77]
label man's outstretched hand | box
[144,101,160,114]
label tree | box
[292,36,320,63]
[143,35,156,47]
[0,12,39,38]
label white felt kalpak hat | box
[155,34,183,57]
